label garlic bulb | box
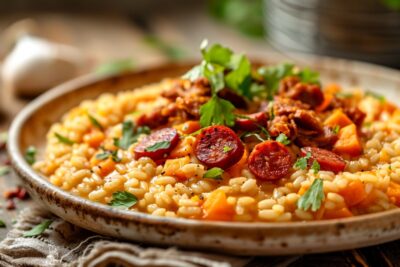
[1,35,90,96]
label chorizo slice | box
[194,125,244,169]
[248,140,294,180]
[134,128,180,160]
[235,112,268,131]
[300,147,346,174]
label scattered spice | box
[4,186,29,200]
[6,199,15,210]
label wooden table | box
[0,10,400,267]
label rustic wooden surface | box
[0,10,400,267]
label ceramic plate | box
[8,58,400,255]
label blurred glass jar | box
[265,0,400,67]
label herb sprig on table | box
[23,219,53,237]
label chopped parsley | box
[297,178,324,212]
[223,145,233,153]
[54,133,74,145]
[0,166,10,176]
[96,150,121,163]
[25,146,37,165]
[336,92,353,99]
[203,167,224,180]
[311,160,320,174]
[114,121,150,150]
[108,191,138,208]
[333,125,340,134]
[366,91,385,103]
[145,141,171,152]
[88,114,103,130]
[23,219,53,237]
[294,152,312,170]
[276,133,290,145]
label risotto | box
[33,42,400,222]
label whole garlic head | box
[1,35,90,96]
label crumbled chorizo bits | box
[34,40,400,222]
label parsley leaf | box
[25,146,37,165]
[23,219,53,237]
[55,133,74,145]
[88,114,103,130]
[96,150,121,163]
[225,54,252,97]
[203,167,224,180]
[298,67,320,84]
[182,65,202,81]
[294,152,311,170]
[0,220,5,228]
[276,133,290,145]
[199,96,236,127]
[108,191,137,208]
[297,178,324,212]
[257,63,295,100]
[145,141,171,152]
[223,145,233,153]
[115,121,150,150]
[203,62,225,93]
[311,160,320,174]
[201,42,232,67]
[0,166,10,176]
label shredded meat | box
[269,98,324,144]
[268,115,297,138]
[273,97,310,116]
[161,78,211,100]
[279,76,324,107]
[293,109,323,133]
[138,78,211,128]
[295,126,338,149]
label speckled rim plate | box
[7,57,400,255]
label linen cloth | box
[0,205,258,267]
